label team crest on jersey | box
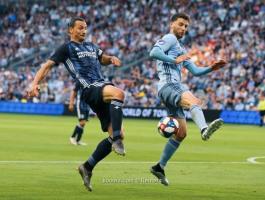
[157,39,166,45]
[75,47,80,51]
[86,45,94,51]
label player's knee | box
[115,89,125,101]
[79,120,86,127]
[174,131,187,141]
[196,99,203,106]
[190,99,203,108]
[180,97,201,109]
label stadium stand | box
[0,0,264,110]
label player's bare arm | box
[99,54,121,66]
[28,60,55,97]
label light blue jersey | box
[150,33,212,91]
[153,33,186,91]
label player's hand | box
[68,104,74,112]
[175,53,191,64]
[27,84,40,97]
[110,56,121,66]
[211,59,227,71]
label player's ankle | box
[201,127,207,134]
[84,161,93,172]
[113,135,122,141]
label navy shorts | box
[82,81,113,132]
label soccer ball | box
[157,117,179,138]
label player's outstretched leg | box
[103,85,126,156]
[201,118,224,141]
[181,92,208,133]
[78,137,113,191]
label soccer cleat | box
[70,137,77,145]
[201,118,224,141]
[150,164,169,186]
[112,139,126,156]
[78,164,93,191]
[77,141,87,146]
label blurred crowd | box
[0,0,265,110]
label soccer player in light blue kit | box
[149,13,227,186]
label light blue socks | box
[159,137,180,168]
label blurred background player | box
[149,13,227,185]
[28,17,126,191]
[68,82,90,146]
[257,92,265,127]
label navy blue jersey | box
[50,41,104,88]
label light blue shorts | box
[158,82,189,119]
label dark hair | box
[170,13,190,22]
[68,17,86,28]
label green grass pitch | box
[0,113,264,200]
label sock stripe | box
[113,130,121,139]
[169,138,180,147]
[107,137,113,144]
[86,138,113,170]
[190,105,201,112]
[88,156,96,167]
[111,100,123,107]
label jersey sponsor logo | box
[77,51,97,59]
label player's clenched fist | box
[211,59,227,71]
[110,56,121,66]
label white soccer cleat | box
[77,141,87,146]
[70,137,78,145]
[201,118,224,141]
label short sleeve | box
[74,82,79,92]
[50,44,69,64]
[154,34,177,52]
[97,48,103,58]
[92,43,103,59]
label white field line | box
[246,156,265,164]
[0,160,263,165]
[0,156,264,165]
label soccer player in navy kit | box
[28,17,125,191]
[69,82,90,146]
[149,13,227,185]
